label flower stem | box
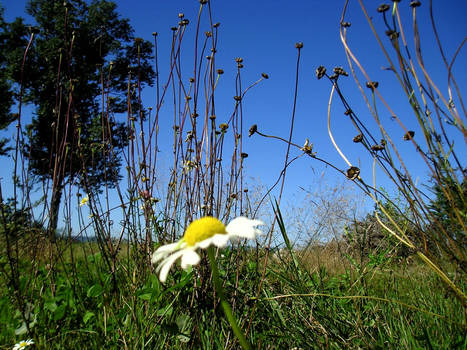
[207,246,252,350]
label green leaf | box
[156,304,173,317]
[87,284,104,298]
[138,293,152,301]
[53,304,67,321]
[83,311,95,324]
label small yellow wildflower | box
[79,196,89,207]
[152,216,264,283]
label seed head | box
[341,21,351,28]
[353,134,363,143]
[346,166,360,180]
[403,131,415,140]
[219,123,229,132]
[248,124,258,137]
[410,1,421,7]
[316,66,326,80]
[241,152,248,159]
[371,144,385,151]
[261,72,269,79]
[366,81,379,90]
[217,69,224,75]
[301,139,314,155]
[377,4,390,12]
[234,95,242,101]
[386,30,399,39]
[235,57,243,63]
[333,67,349,77]
[295,42,304,49]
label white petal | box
[226,217,264,239]
[151,242,181,264]
[157,250,185,283]
[197,236,216,249]
[210,233,230,247]
[181,249,200,269]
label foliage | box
[3,0,154,233]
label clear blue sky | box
[1,0,466,214]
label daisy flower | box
[13,339,34,350]
[152,216,264,283]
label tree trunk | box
[48,178,63,241]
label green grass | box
[1,239,465,349]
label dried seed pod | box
[386,30,399,39]
[346,166,360,180]
[209,114,216,120]
[234,95,242,101]
[301,139,314,155]
[333,67,348,77]
[371,144,385,151]
[219,123,229,132]
[261,72,269,79]
[366,81,379,90]
[217,69,224,75]
[353,134,363,143]
[205,31,212,37]
[316,66,326,80]
[235,57,243,63]
[341,21,351,28]
[248,124,257,137]
[241,152,248,158]
[410,0,421,7]
[377,4,390,13]
[403,131,415,140]
[295,42,304,49]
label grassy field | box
[1,228,465,349]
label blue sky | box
[1,0,466,218]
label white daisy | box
[13,339,34,350]
[152,216,264,283]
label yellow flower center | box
[183,216,226,246]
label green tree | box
[5,0,154,237]
[0,7,22,156]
